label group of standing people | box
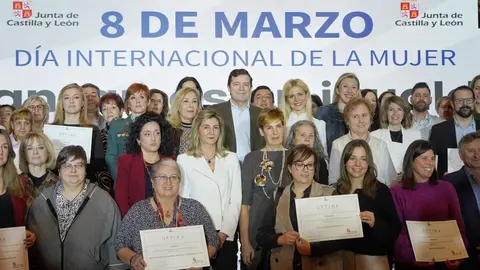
[0,69,479,270]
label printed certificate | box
[140,225,210,270]
[0,227,29,270]
[295,194,364,242]
[406,220,468,262]
[43,124,93,163]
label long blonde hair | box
[167,87,201,129]
[279,79,313,125]
[52,83,90,127]
[0,130,31,203]
[187,109,228,158]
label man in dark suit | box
[210,69,264,163]
[443,132,480,269]
[430,85,480,176]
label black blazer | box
[210,100,264,153]
[442,167,480,269]
[429,119,480,177]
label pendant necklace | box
[203,151,216,164]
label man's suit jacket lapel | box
[221,101,236,152]
[458,168,480,218]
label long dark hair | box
[125,111,177,156]
[401,140,438,189]
[337,140,378,198]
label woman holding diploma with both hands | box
[336,140,401,269]
[115,158,218,270]
[256,145,347,270]
[391,140,467,270]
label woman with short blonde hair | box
[22,95,49,132]
[315,73,361,154]
[371,96,421,174]
[167,87,201,154]
[19,132,59,196]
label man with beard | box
[443,132,480,270]
[430,85,480,176]
[410,82,443,140]
[82,83,106,130]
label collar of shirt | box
[411,111,431,124]
[453,115,475,130]
[347,132,371,143]
[231,101,250,112]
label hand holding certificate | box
[295,194,363,242]
[140,225,210,270]
[0,227,29,270]
[406,220,468,262]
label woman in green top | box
[106,83,149,181]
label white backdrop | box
[1,0,479,115]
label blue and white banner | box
[1,0,479,114]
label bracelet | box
[129,254,138,267]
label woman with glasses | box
[178,109,242,269]
[116,158,218,270]
[27,145,122,269]
[22,95,50,132]
[115,112,177,217]
[257,145,347,270]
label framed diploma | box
[0,227,29,270]
[295,194,364,242]
[43,124,93,163]
[140,225,210,270]
[406,220,469,262]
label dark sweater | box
[342,182,401,256]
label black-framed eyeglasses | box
[293,162,315,171]
[453,98,475,105]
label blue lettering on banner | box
[100,11,373,39]
[14,47,457,67]
[214,11,373,38]
[100,11,125,38]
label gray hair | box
[151,158,182,181]
[21,95,50,124]
[285,120,327,161]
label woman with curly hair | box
[115,111,177,216]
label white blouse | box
[177,151,242,241]
[371,128,422,173]
[286,112,328,157]
[328,134,397,186]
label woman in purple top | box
[391,140,467,270]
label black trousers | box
[211,240,239,270]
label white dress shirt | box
[177,151,242,241]
[286,112,328,157]
[328,134,397,186]
[371,127,422,173]
[231,103,251,162]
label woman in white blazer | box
[177,109,242,270]
[371,96,421,174]
[279,79,328,157]
[329,97,397,186]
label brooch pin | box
[254,174,267,187]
